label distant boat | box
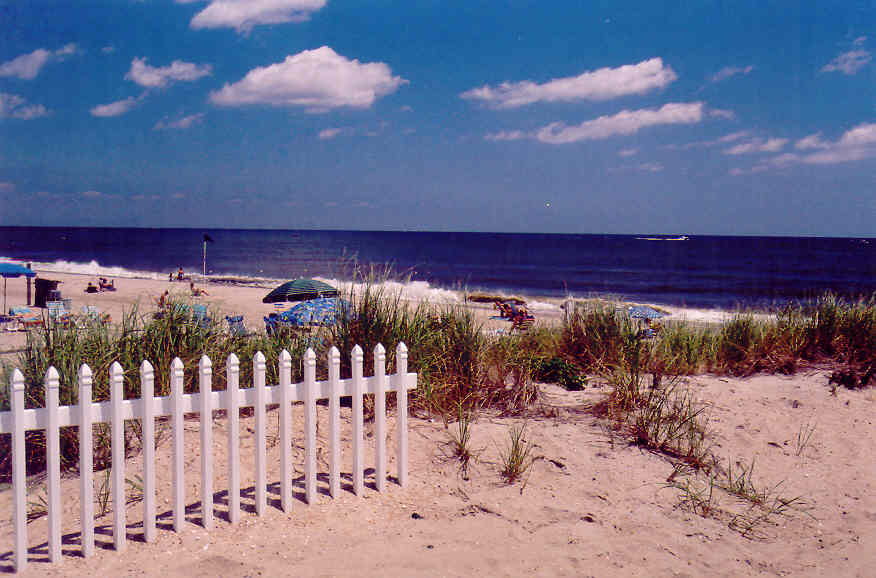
[635,235,689,241]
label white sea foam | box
[20,259,165,280]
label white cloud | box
[154,113,205,130]
[484,130,527,141]
[668,130,749,150]
[0,92,49,119]
[724,137,788,155]
[0,182,15,193]
[460,58,677,108]
[102,45,116,54]
[709,108,735,120]
[638,162,663,172]
[209,46,407,111]
[742,122,876,172]
[618,148,638,157]
[535,102,703,144]
[794,133,828,150]
[711,65,754,83]
[0,44,79,79]
[821,49,871,75]
[837,123,876,147]
[853,36,867,46]
[0,49,50,80]
[318,127,342,140]
[183,0,327,33]
[81,190,103,198]
[90,94,144,117]
[126,58,212,88]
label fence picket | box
[110,361,126,551]
[45,367,62,563]
[226,354,240,524]
[303,348,317,504]
[352,345,364,496]
[140,361,156,542]
[11,369,27,572]
[170,358,185,532]
[395,342,409,487]
[279,349,292,512]
[199,355,213,529]
[328,347,341,498]
[373,344,386,492]
[253,351,267,516]
[78,364,94,557]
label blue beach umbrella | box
[628,305,666,320]
[278,297,351,326]
[0,262,36,314]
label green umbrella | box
[262,278,339,304]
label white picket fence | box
[0,342,416,573]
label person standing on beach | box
[177,267,184,281]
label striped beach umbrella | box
[278,297,351,326]
[628,305,666,319]
[262,278,339,304]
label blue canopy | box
[628,305,666,319]
[0,262,36,278]
[0,262,36,314]
[278,297,351,326]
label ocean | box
[1,227,873,310]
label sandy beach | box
[1,269,874,576]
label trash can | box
[34,278,61,308]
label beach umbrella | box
[628,305,666,319]
[0,262,37,314]
[278,297,350,326]
[262,278,339,304]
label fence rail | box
[1,342,416,573]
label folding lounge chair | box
[226,315,251,337]
[46,300,73,327]
[192,304,212,329]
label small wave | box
[23,259,165,280]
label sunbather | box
[190,281,208,296]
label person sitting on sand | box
[156,290,169,309]
[190,281,208,297]
[85,282,98,294]
[177,267,184,281]
[98,278,116,291]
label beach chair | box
[46,300,73,327]
[225,315,252,337]
[192,304,212,329]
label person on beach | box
[190,281,208,296]
[85,282,98,294]
[177,267,184,281]
[168,272,174,282]
[156,290,169,309]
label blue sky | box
[0,1,873,236]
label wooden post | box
[110,361,126,551]
[11,369,27,571]
[279,349,293,512]
[395,342,409,487]
[254,351,267,516]
[373,344,386,492]
[170,358,185,532]
[78,364,95,557]
[352,345,364,496]
[303,348,317,504]
[328,347,341,498]
[140,360,156,542]
[45,367,62,563]
[199,355,213,529]
[226,353,240,524]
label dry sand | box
[1,270,874,576]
